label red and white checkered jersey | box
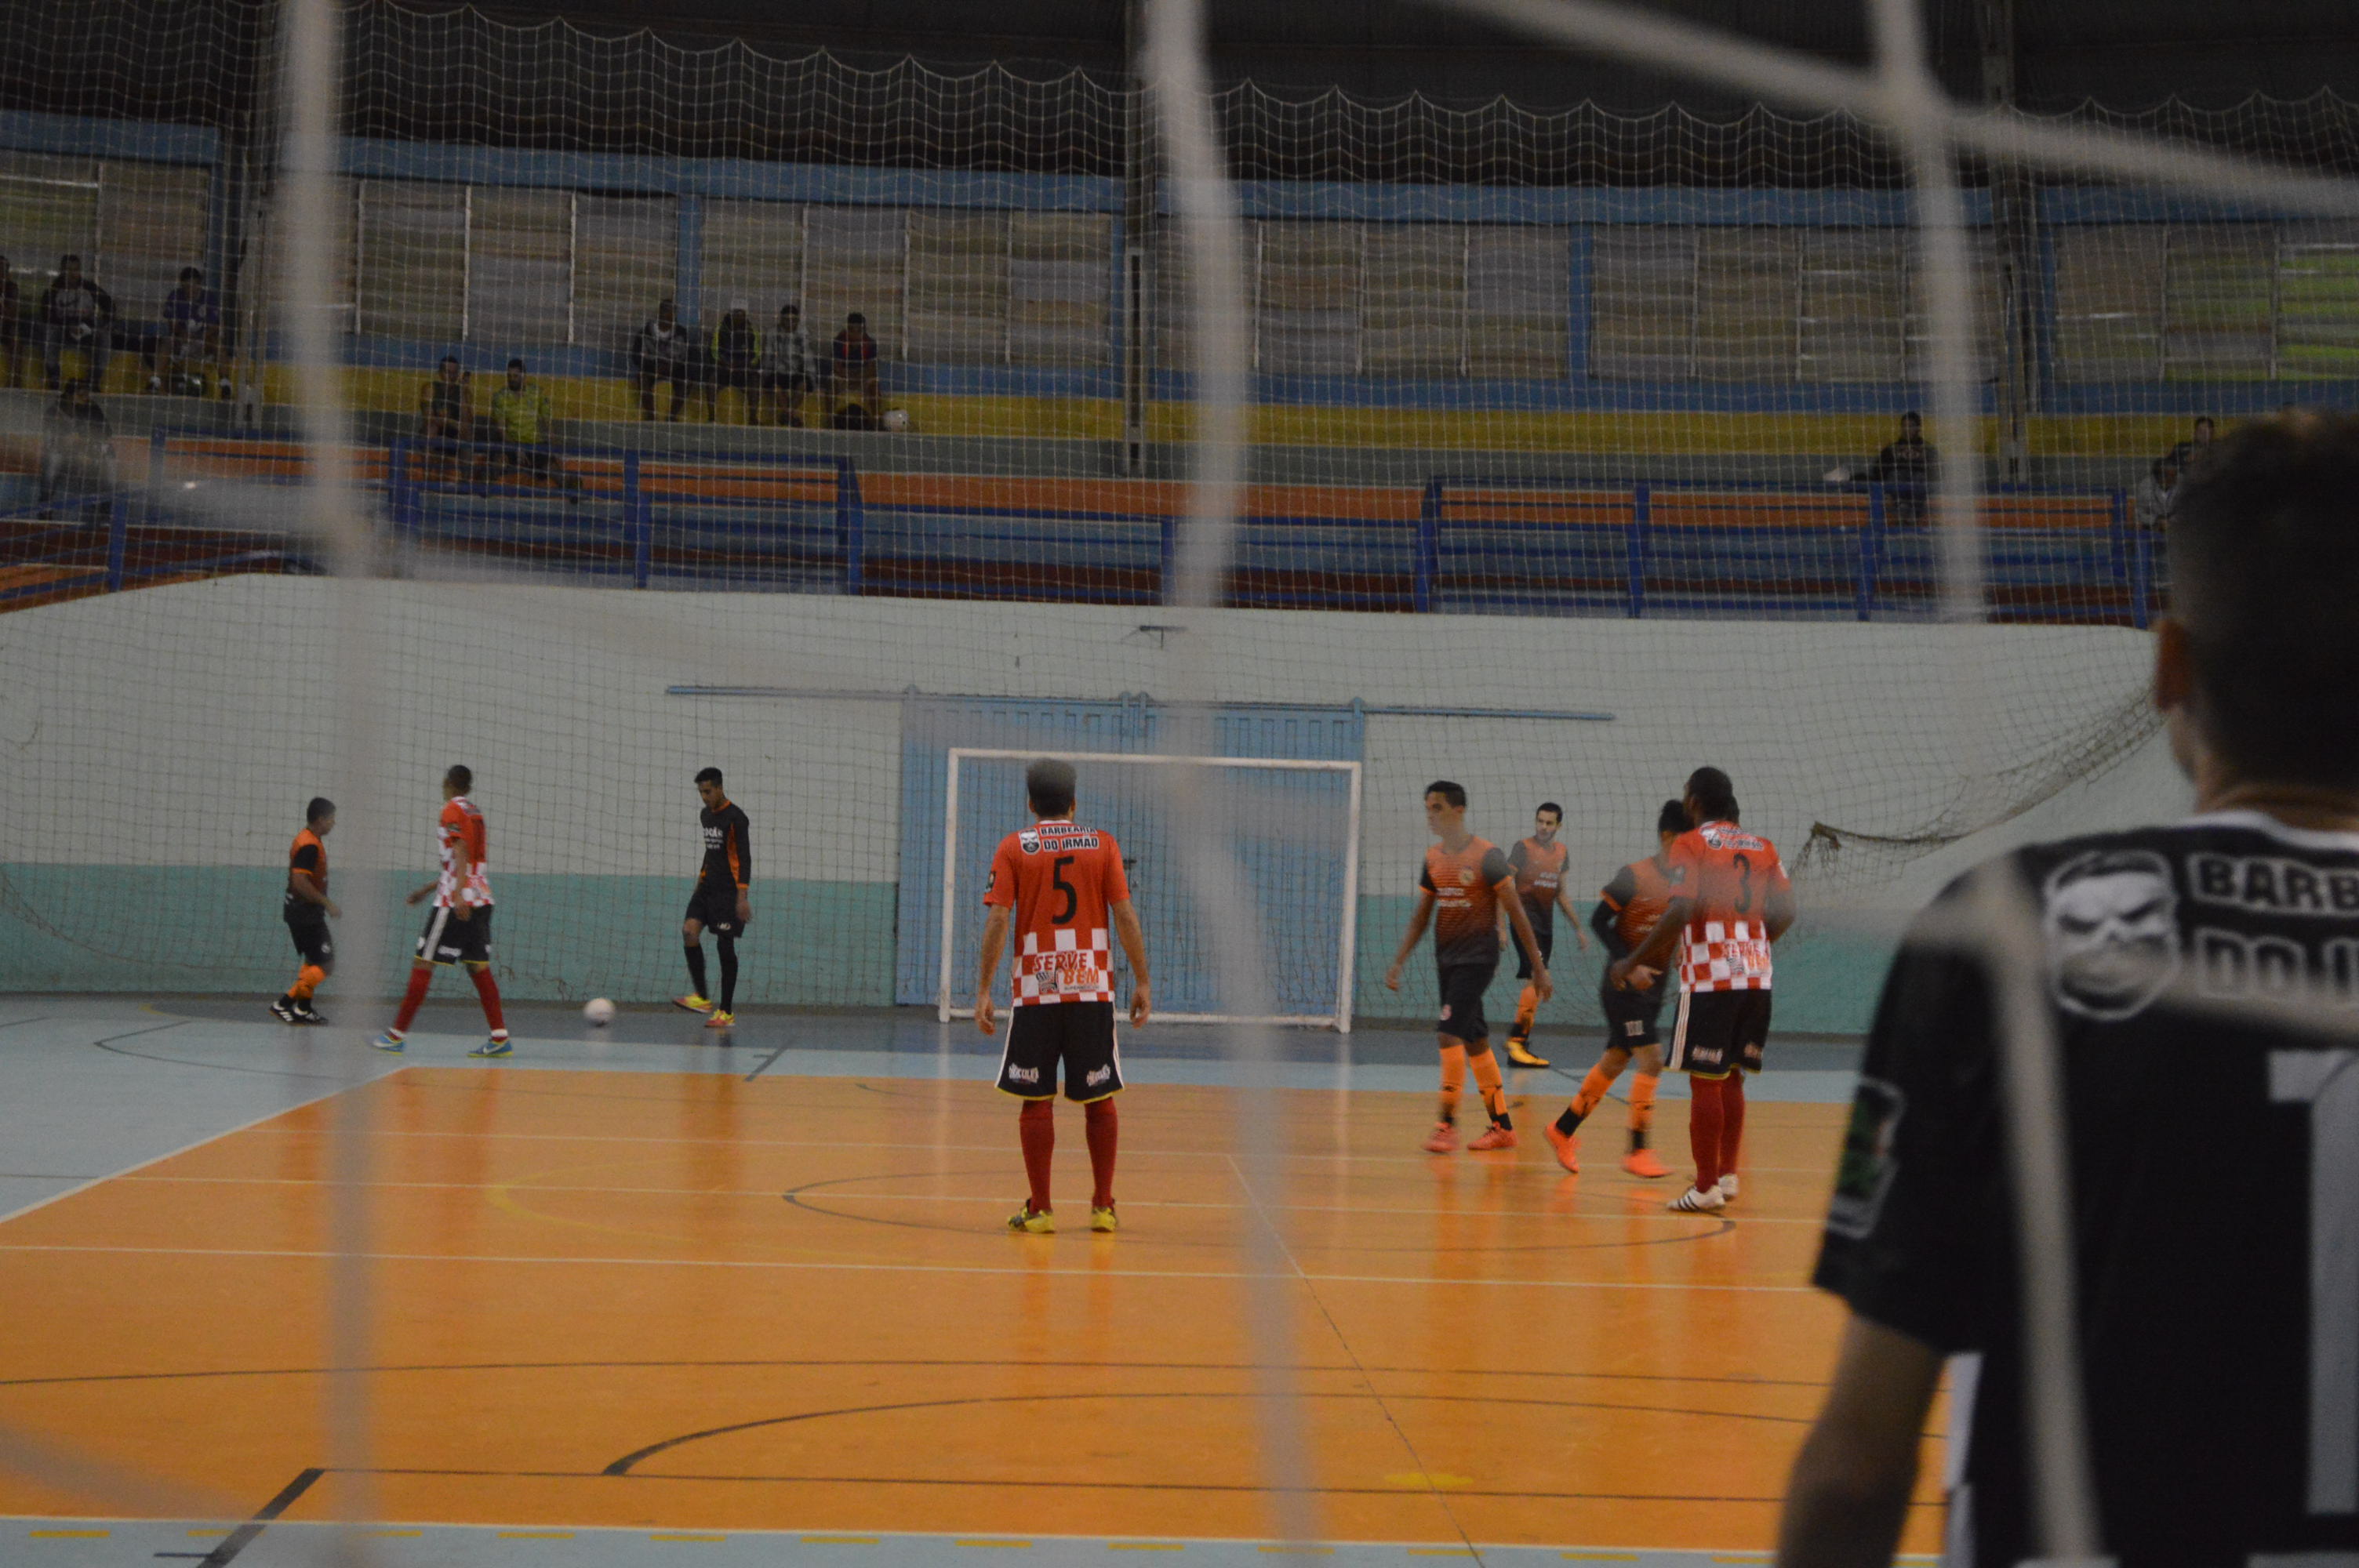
[1669,819,1787,992]
[983,818,1130,1006]
[434,796,493,909]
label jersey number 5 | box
[2274,1048,2359,1516]
[1051,855,1078,924]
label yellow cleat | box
[1090,1206,1118,1233]
[673,993,713,1014]
[1504,1036,1551,1069]
[1006,1206,1056,1235]
[704,1010,735,1029]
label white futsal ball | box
[583,997,616,1025]
[881,407,910,432]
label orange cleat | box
[1543,1123,1580,1174]
[1422,1122,1459,1154]
[1623,1147,1670,1179]
[1467,1123,1518,1152]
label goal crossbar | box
[936,748,1365,1031]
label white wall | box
[2,575,2171,919]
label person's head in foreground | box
[442,764,471,800]
[1026,757,1075,820]
[1423,780,1467,838]
[1656,797,1689,855]
[1778,410,2359,1568]
[694,766,725,811]
[1532,801,1562,844]
[306,797,336,836]
[1682,765,1736,826]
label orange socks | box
[1627,1072,1659,1149]
[1512,984,1539,1038]
[291,964,325,1001]
[1572,1063,1614,1120]
[1438,1043,1467,1123]
[1469,1048,1508,1125]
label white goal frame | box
[936,747,1364,1031]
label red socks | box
[1019,1099,1055,1214]
[1687,1074,1727,1192]
[1085,1098,1118,1209]
[1719,1070,1745,1182]
[468,964,506,1034]
[392,966,432,1033]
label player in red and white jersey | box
[1608,767,1794,1212]
[975,757,1152,1236]
[373,764,511,1058]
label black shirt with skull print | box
[1812,810,2359,1568]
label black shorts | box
[1599,978,1667,1051]
[685,879,745,937]
[1514,925,1554,981]
[416,903,494,966]
[285,913,333,967]
[761,370,812,394]
[996,1001,1123,1102]
[1437,960,1496,1045]
[1668,988,1772,1078]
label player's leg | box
[998,1007,1060,1231]
[287,919,334,1025]
[1717,993,1771,1200]
[677,910,711,1011]
[1542,1042,1630,1173]
[1623,1040,1667,1178]
[1065,1003,1124,1231]
[1427,1034,1467,1152]
[377,907,451,1051]
[1464,1040,1517,1149]
[1504,930,1552,1068]
[709,935,739,1031]
[460,910,509,1057]
[1665,990,1732,1211]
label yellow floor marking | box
[1561,1556,1641,1563]
[29,1530,109,1538]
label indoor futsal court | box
[0,1000,1939,1563]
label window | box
[906,210,1009,364]
[2277,223,2359,379]
[355,180,463,340]
[802,206,906,358]
[700,198,803,328]
[467,187,572,346]
[1009,212,1111,368]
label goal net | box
[932,749,1362,1028]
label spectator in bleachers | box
[145,267,222,396]
[39,380,115,522]
[40,255,116,393]
[831,310,880,419]
[489,358,577,501]
[758,303,811,427]
[2134,450,2183,529]
[417,354,478,481]
[705,299,761,424]
[0,255,24,390]
[631,297,694,423]
[1848,410,1939,526]
[2163,415,2217,477]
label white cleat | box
[1717,1172,1739,1201]
[1667,1185,1728,1214]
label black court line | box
[193,1466,322,1566]
[742,1044,790,1083]
[0,1017,51,1030]
[89,1019,351,1083]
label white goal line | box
[936,748,1365,1032]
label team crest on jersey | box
[2041,848,2181,1020]
[1019,830,1040,855]
[1458,867,1477,886]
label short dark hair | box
[1900,409,1922,425]
[507,358,525,370]
[1657,798,1692,836]
[180,266,203,283]
[1536,800,1563,819]
[1685,766,1738,822]
[1026,757,1077,817]
[1425,780,1467,808]
[59,253,80,267]
[440,354,460,366]
[445,764,473,793]
[2170,412,2359,789]
[2195,416,2215,430]
[306,796,335,824]
[847,311,867,325]
[694,766,723,787]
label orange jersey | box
[1667,819,1789,992]
[1507,836,1569,925]
[285,827,327,912]
[1599,855,1678,953]
[983,817,1131,1006]
[434,796,493,909]
[1419,837,1515,966]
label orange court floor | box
[0,1007,1944,1560]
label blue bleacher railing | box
[0,435,2162,627]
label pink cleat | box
[1422,1121,1459,1154]
[1467,1123,1518,1152]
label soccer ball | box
[583,997,616,1025]
[881,407,910,432]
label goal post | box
[936,748,1364,1031]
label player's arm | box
[1610,893,1691,990]
[1383,887,1436,991]
[1765,865,1797,942]
[1498,876,1553,1000]
[974,905,1011,1035]
[1557,883,1591,949]
[287,855,338,918]
[1110,896,1150,1027]
[451,829,484,919]
[1590,886,1627,960]
[1774,1314,1942,1568]
[732,812,752,924]
[1496,841,1524,948]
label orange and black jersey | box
[1507,837,1570,935]
[285,828,327,916]
[1419,837,1515,967]
[699,800,751,888]
[1590,855,1681,960]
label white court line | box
[0,1243,1817,1293]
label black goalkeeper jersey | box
[1814,810,2359,1566]
[698,800,751,887]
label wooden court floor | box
[0,1065,1945,1551]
